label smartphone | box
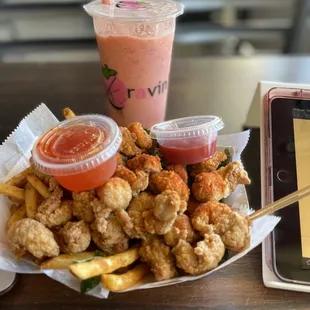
[266,87,310,284]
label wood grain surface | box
[1,59,310,309]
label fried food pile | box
[1,112,251,292]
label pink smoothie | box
[96,33,175,128]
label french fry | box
[101,264,149,291]
[9,197,23,204]
[0,183,25,200]
[63,108,76,119]
[5,167,32,187]
[26,175,50,199]
[70,248,139,280]
[41,252,95,270]
[6,203,27,230]
[10,203,20,215]
[25,183,39,219]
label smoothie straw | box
[101,0,115,17]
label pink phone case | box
[263,87,310,280]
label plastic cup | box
[32,115,122,191]
[150,116,225,165]
[84,0,184,129]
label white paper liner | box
[0,104,280,298]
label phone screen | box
[293,106,310,267]
[271,98,310,282]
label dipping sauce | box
[159,138,217,165]
[150,116,224,165]
[32,115,122,191]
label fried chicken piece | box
[172,227,225,275]
[126,154,162,174]
[164,214,198,247]
[166,164,188,184]
[116,153,125,166]
[119,127,142,157]
[139,236,177,281]
[192,172,227,202]
[59,221,91,254]
[113,165,136,186]
[72,191,95,223]
[132,170,149,196]
[91,214,129,255]
[115,192,154,239]
[113,165,149,197]
[128,122,153,149]
[36,200,73,229]
[191,201,232,235]
[48,177,60,192]
[187,196,201,217]
[217,161,251,193]
[192,161,251,202]
[191,201,251,252]
[97,177,132,210]
[36,187,72,228]
[116,190,185,237]
[7,218,59,259]
[188,151,227,178]
[213,211,251,252]
[153,190,186,220]
[91,198,113,233]
[150,171,189,201]
[114,209,135,237]
[143,190,185,235]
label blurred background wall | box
[0,0,309,62]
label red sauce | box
[159,138,217,165]
[55,156,116,192]
[36,125,117,191]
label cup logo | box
[102,65,168,110]
[102,65,127,110]
[116,1,149,10]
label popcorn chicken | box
[72,191,95,223]
[139,236,177,281]
[127,154,162,174]
[128,122,153,149]
[97,177,132,210]
[119,127,142,157]
[59,221,91,254]
[165,164,188,184]
[150,171,189,201]
[192,161,251,202]
[113,165,149,197]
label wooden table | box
[1,58,310,309]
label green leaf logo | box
[102,65,117,79]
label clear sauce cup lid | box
[84,0,184,22]
[32,115,122,176]
[150,116,225,141]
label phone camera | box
[276,170,291,183]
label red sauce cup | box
[150,116,224,165]
[32,115,122,191]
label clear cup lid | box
[150,116,225,140]
[84,0,184,22]
[32,115,122,176]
